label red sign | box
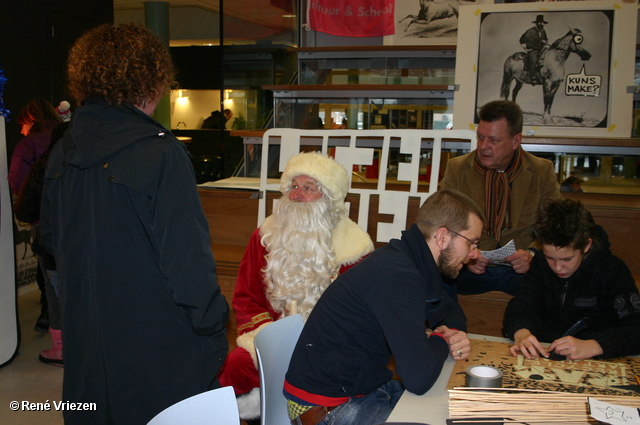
[308,0,395,37]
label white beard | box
[261,196,343,320]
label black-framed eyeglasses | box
[446,228,480,251]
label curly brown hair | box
[17,98,61,135]
[67,23,175,106]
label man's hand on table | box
[434,325,470,360]
[511,329,549,359]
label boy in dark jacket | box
[504,199,640,360]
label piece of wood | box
[218,274,238,352]
[448,387,640,424]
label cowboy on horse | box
[520,15,548,85]
[501,25,590,124]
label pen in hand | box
[549,317,591,360]
[560,317,591,338]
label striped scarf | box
[474,147,524,241]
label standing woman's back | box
[40,23,229,425]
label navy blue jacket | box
[40,99,229,424]
[285,224,466,404]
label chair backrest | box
[257,129,477,243]
[255,314,304,425]
[147,385,239,425]
[192,155,223,184]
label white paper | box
[480,240,517,265]
[589,397,640,425]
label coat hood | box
[573,225,611,277]
[63,99,171,169]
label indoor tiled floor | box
[0,285,64,425]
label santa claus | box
[218,151,374,422]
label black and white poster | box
[478,10,611,128]
[384,0,492,45]
[453,1,636,138]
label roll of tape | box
[465,365,503,388]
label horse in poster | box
[501,27,591,124]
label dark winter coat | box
[40,99,229,425]
[503,226,640,359]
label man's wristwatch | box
[526,249,536,259]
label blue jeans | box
[320,380,404,425]
[443,265,524,301]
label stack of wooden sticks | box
[448,387,640,424]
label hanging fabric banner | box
[308,0,395,37]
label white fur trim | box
[236,387,261,420]
[236,322,272,369]
[332,217,374,266]
[280,152,349,210]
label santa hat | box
[280,152,350,209]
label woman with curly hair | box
[503,199,640,361]
[40,23,229,425]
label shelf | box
[232,130,640,155]
[264,84,455,99]
[289,45,457,53]
[263,84,453,91]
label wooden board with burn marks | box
[448,339,640,397]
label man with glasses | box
[440,100,561,298]
[284,189,481,425]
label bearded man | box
[218,151,374,422]
[284,189,480,425]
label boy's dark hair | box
[533,199,598,251]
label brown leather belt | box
[291,405,339,425]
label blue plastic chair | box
[255,314,304,425]
[147,385,239,425]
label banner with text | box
[308,0,395,37]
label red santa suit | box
[218,214,373,419]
